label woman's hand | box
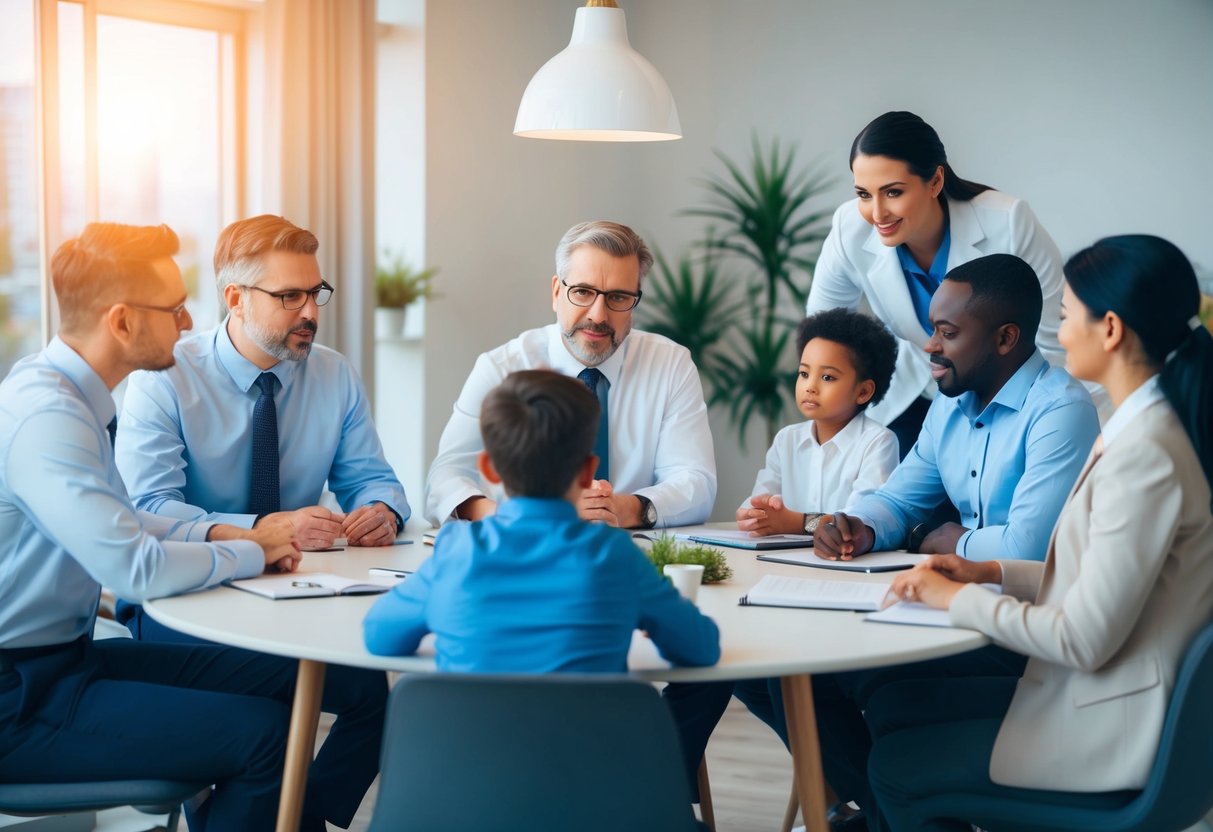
[887,561,966,610]
[921,553,1002,585]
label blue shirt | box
[115,323,409,527]
[364,498,721,672]
[0,339,264,648]
[896,224,952,333]
[850,351,1100,561]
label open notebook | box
[634,526,813,551]
[757,549,927,573]
[230,572,399,600]
[739,575,890,611]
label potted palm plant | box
[375,251,438,340]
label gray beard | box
[244,317,313,362]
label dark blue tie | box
[249,372,280,515]
[577,368,610,481]
[106,417,117,449]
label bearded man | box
[424,220,715,530]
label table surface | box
[145,529,986,682]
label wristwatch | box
[803,513,827,535]
[635,495,658,529]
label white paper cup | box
[663,563,705,603]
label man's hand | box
[455,496,497,521]
[210,517,301,573]
[736,494,803,536]
[257,506,344,550]
[577,480,621,526]
[812,512,876,561]
[919,553,1002,585]
[919,521,967,554]
[343,503,398,547]
[886,561,966,610]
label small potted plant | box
[375,251,438,339]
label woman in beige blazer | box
[863,234,1213,831]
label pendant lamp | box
[513,0,681,142]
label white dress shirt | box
[425,325,716,527]
[741,413,900,514]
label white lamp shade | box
[514,6,681,142]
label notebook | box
[757,549,927,573]
[865,584,1002,628]
[739,575,890,611]
[634,526,813,551]
[230,572,397,600]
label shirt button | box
[973,512,979,519]
[970,470,977,477]
[976,422,984,429]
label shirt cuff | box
[225,540,266,580]
[956,529,974,557]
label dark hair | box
[796,309,898,408]
[1064,235,1213,501]
[850,111,993,203]
[479,370,600,498]
[944,253,1043,345]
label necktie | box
[249,372,281,515]
[106,417,117,449]
[577,368,610,481]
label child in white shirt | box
[737,308,900,536]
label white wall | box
[423,0,1213,520]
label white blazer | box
[806,190,1090,424]
[950,399,1213,792]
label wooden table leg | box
[276,659,327,832]
[781,673,828,832]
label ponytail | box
[1160,322,1213,505]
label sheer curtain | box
[260,0,377,385]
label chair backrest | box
[1127,616,1213,829]
[368,674,701,832]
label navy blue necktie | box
[577,368,610,481]
[249,372,280,515]
[106,417,117,449]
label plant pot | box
[375,307,405,340]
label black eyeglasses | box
[125,300,190,327]
[242,280,334,310]
[560,279,642,312]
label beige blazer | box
[950,399,1213,792]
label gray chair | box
[0,781,207,830]
[369,674,705,832]
[0,624,205,830]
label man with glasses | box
[115,214,408,626]
[425,220,716,529]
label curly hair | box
[796,308,898,408]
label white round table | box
[146,532,986,832]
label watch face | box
[644,502,657,524]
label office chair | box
[368,674,706,832]
[0,621,205,830]
[907,616,1213,831]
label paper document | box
[230,572,396,600]
[739,575,890,611]
[635,526,813,551]
[865,584,1002,628]
[758,550,927,573]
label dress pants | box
[664,646,1025,810]
[865,675,1048,831]
[123,604,387,829]
[0,637,288,831]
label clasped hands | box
[735,494,804,536]
[577,479,645,528]
[257,503,398,550]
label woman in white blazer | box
[863,235,1213,831]
[806,112,1101,453]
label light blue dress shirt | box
[364,497,721,672]
[115,324,409,527]
[896,224,952,334]
[849,351,1100,561]
[0,338,263,648]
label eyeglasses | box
[560,279,642,312]
[242,280,334,310]
[125,300,190,327]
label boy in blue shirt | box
[364,369,720,672]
